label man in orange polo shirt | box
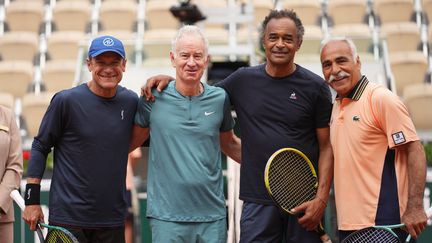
[320,37,428,242]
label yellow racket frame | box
[264,147,318,214]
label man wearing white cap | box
[23,35,138,243]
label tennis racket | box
[264,147,331,242]
[10,190,79,243]
[342,206,432,243]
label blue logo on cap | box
[103,38,115,47]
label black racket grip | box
[295,212,332,242]
[316,223,332,243]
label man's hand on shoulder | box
[141,75,175,101]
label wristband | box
[24,184,41,205]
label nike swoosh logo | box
[204,111,215,116]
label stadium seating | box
[297,25,323,58]
[373,0,415,25]
[403,83,432,131]
[424,0,432,23]
[0,91,14,109]
[282,0,322,26]
[4,1,44,34]
[145,0,179,30]
[51,0,92,32]
[41,60,77,93]
[389,51,428,96]
[3,1,432,243]
[142,28,175,61]
[380,22,421,54]
[0,60,34,99]
[21,92,54,139]
[327,0,369,26]
[99,0,137,33]
[250,0,275,28]
[0,31,39,62]
[330,24,374,58]
[46,31,87,61]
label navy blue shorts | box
[239,202,323,243]
[64,226,125,243]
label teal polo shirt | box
[134,81,235,222]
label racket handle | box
[320,233,332,243]
[404,206,432,242]
[405,235,412,242]
[10,190,45,242]
[10,190,25,211]
[316,223,332,243]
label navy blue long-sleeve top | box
[27,83,138,228]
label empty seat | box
[250,0,275,28]
[374,0,414,25]
[196,0,229,30]
[0,31,39,62]
[0,91,14,109]
[99,0,137,32]
[21,92,54,139]
[145,0,180,30]
[46,31,87,61]
[42,60,77,93]
[7,0,45,2]
[296,25,323,57]
[52,0,92,32]
[59,0,93,1]
[423,0,432,23]
[282,0,322,26]
[380,22,421,54]
[403,83,432,130]
[4,1,44,34]
[327,0,368,26]
[195,0,228,7]
[142,28,176,60]
[0,61,34,99]
[237,25,260,44]
[389,51,428,96]
[331,24,373,54]
[205,27,229,46]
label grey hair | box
[171,25,209,56]
[320,36,358,62]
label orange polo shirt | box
[330,76,419,230]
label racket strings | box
[46,229,77,243]
[342,228,400,243]
[268,151,317,211]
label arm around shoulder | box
[142,75,175,101]
[129,124,150,152]
[220,130,241,163]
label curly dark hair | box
[260,9,305,42]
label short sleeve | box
[371,88,419,148]
[315,83,333,128]
[134,96,152,128]
[220,92,235,132]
